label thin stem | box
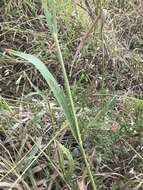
[53,33,81,142]
[53,33,97,190]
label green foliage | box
[87,96,117,128]
[0,96,12,112]
[42,0,57,34]
[7,1,97,189]
[57,142,75,182]
[7,50,78,139]
[1,0,143,189]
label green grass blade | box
[0,96,12,112]
[57,142,75,182]
[42,0,57,34]
[7,49,77,139]
[88,96,117,127]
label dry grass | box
[0,0,143,189]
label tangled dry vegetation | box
[0,0,143,190]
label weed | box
[0,0,143,189]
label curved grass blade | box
[6,49,77,140]
[57,141,75,182]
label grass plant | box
[6,0,97,189]
[0,0,143,189]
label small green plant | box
[57,141,75,183]
[6,0,97,189]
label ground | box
[0,0,143,190]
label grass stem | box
[53,32,97,190]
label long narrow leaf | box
[42,0,57,34]
[57,141,75,182]
[88,96,117,127]
[7,50,77,139]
